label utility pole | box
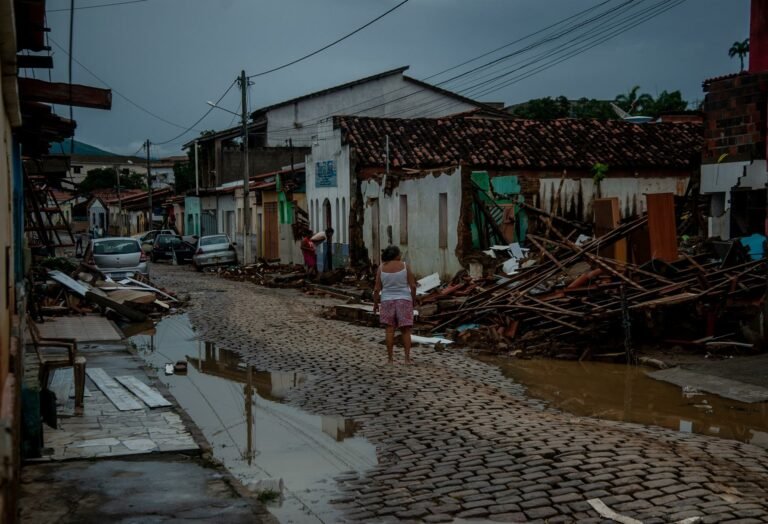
[146,139,153,230]
[194,139,199,196]
[114,164,122,236]
[240,70,251,265]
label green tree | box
[173,154,195,194]
[510,96,570,119]
[650,90,688,116]
[78,167,146,193]
[729,38,750,72]
[614,85,655,115]
[570,97,616,119]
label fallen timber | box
[427,214,767,354]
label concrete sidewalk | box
[649,353,768,403]
[20,331,275,523]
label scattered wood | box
[86,368,143,411]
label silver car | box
[85,237,149,277]
[193,234,238,270]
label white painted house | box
[306,115,702,279]
[187,66,497,265]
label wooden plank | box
[646,192,678,262]
[593,197,627,262]
[51,369,92,400]
[86,368,143,411]
[114,376,172,408]
[19,78,112,110]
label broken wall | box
[537,170,689,221]
[700,72,768,240]
[360,167,463,279]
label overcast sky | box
[41,0,749,157]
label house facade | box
[184,66,494,264]
[306,115,702,279]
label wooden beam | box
[18,77,112,110]
[17,54,53,69]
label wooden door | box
[371,198,380,264]
[264,202,279,260]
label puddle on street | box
[479,357,768,449]
[131,314,377,523]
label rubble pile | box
[215,261,306,287]
[420,216,767,358]
[32,266,182,323]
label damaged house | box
[306,115,702,279]
[699,1,768,242]
[183,66,502,263]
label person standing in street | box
[301,230,318,276]
[373,245,417,365]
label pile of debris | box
[214,260,307,287]
[32,267,181,323]
[419,216,767,358]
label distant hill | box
[49,139,118,157]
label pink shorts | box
[379,299,413,328]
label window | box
[438,193,448,249]
[399,195,408,245]
[200,235,229,246]
[94,239,140,254]
[73,166,82,174]
[335,198,340,232]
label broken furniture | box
[28,320,86,409]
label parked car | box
[151,234,195,264]
[192,234,238,270]
[84,237,149,277]
[136,229,176,249]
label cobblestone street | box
[153,263,768,523]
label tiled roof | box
[336,116,702,171]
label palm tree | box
[614,86,655,115]
[729,38,750,72]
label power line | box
[247,0,412,79]
[152,79,239,145]
[48,36,197,132]
[378,0,679,120]
[246,0,638,140]
[48,0,147,12]
[264,0,685,139]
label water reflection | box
[131,315,376,524]
[481,357,768,448]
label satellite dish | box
[610,103,653,123]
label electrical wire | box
[239,0,642,141]
[152,78,239,145]
[48,37,197,132]
[48,0,147,12]
[247,0,411,78]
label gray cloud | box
[42,0,749,155]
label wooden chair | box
[27,321,86,409]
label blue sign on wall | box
[315,160,337,188]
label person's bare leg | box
[385,325,395,364]
[402,327,413,364]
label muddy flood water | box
[479,356,768,449]
[131,315,376,524]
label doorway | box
[371,198,380,265]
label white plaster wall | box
[305,122,352,239]
[361,168,463,279]
[538,175,689,221]
[700,161,766,240]
[266,75,476,147]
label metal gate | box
[200,211,217,237]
